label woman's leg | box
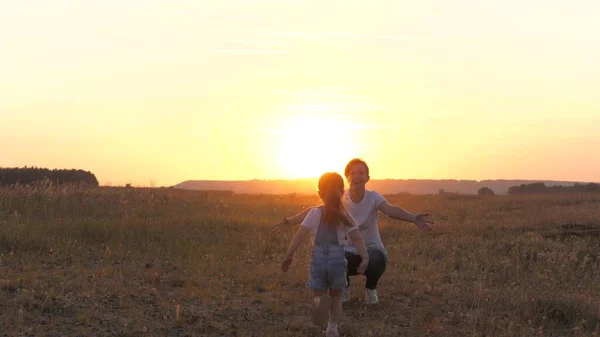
[364,248,388,290]
[344,251,362,287]
[345,249,388,289]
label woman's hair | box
[344,158,369,177]
[318,172,354,229]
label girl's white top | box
[301,207,358,246]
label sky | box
[1,0,599,186]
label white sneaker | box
[365,289,379,304]
[342,287,351,303]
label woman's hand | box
[271,217,290,236]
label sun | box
[278,114,357,179]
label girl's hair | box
[318,172,354,230]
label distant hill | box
[173,179,588,195]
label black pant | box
[345,248,388,290]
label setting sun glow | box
[278,114,357,179]
[2,1,600,185]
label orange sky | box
[1,1,599,186]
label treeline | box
[508,182,600,195]
[0,167,99,187]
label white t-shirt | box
[342,190,388,254]
[301,207,358,246]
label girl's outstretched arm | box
[281,226,311,272]
[348,230,369,274]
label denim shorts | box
[307,244,347,290]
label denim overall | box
[307,207,348,290]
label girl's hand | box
[281,257,293,272]
[357,258,369,274]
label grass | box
[0,184,599,336]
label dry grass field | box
[1,184,599,336]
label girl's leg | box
[327,289,342,336]
[311,289,332,328]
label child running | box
[281,172,369,337]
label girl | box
[281,172,369,337]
